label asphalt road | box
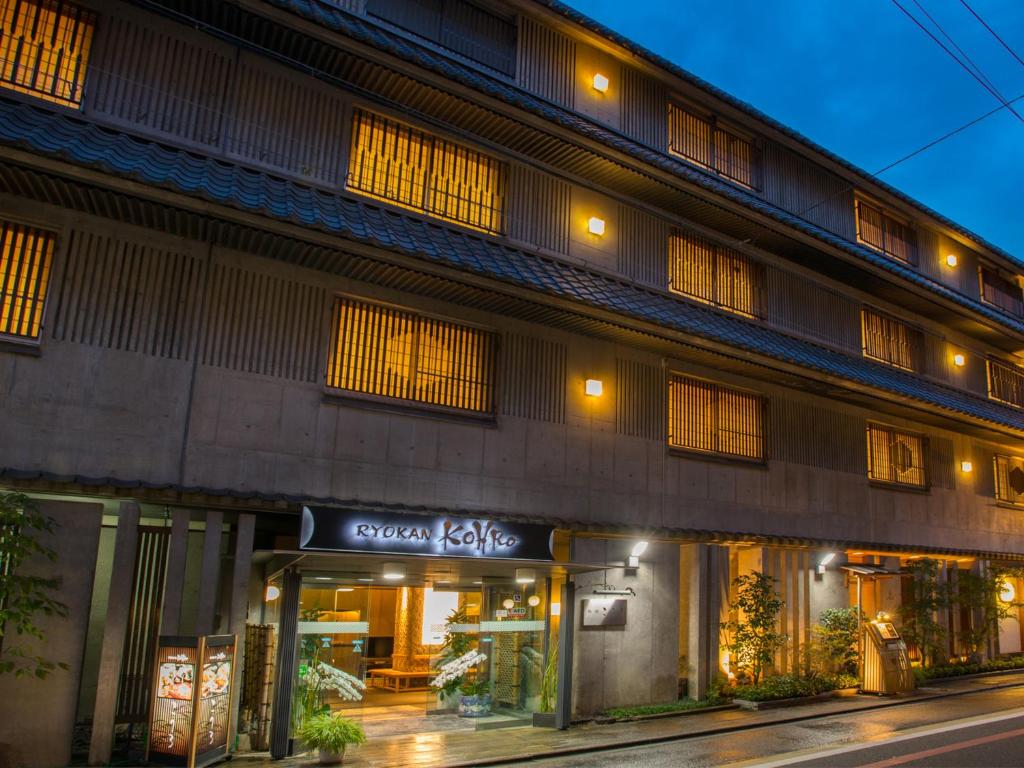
[507,683,1024,767]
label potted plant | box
[295,713,366,765]
[430,648,491,717]
[457,678,492,717]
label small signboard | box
[581,598,628,628]
[509,607,527,618]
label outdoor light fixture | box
[817,552,836,575]
[953,353,966,367]
[336,587,353,592]
[1000,580,1016,604]
[946,254,958,267]
[528,595,541,607]
[264,585,280,602]
[592,73,609,93]
[628,540,649,568]
[515,567,536,584]
[587,216,606,236]
[382,562,406,580]
[961,460,973,473]
[550,602,561,616]
[585,378,603,397]
[502,598,515,610]
[592,584,636,597]
[357,577,374,582]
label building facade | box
[1,0,1024,765]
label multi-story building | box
[1,0,1023,765]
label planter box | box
[734,690,836,710]
[532,712,557,728]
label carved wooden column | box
[391,587,427,671]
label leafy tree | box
[898,558,950,668]
[955,567,1024,662]
[721,571,785,684]
[811,606,862,675]
[0,492,69,678]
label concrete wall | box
[0,499,103,768]
[570,538,680,715]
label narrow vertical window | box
[326,296,496,414]
[861,308,921,371]
[0,220,55,341]
[994,454,1024,505]
[987,358,1024,408]
[979,266,1024,317]
[668,104,758,188]
[667,374,764,461]
[668,231,762,317]
[855,199,917,264]
[866,423,928,488]
[347,110,506,234]
[0,0,96,107]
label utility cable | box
[959,0,1024,70]
[910,0,1006,100]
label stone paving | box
[230,671,1024,768]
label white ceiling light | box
[382,562,406,580]
[515,567,536,585]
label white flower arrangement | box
[302,661,367,702]
[430,650,488,692]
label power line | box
[889,0,1024,124]
[910,0,1005,100]
[959,0,1024,71]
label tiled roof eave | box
[0,96,1022,435]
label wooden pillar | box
[688,543,729,700]
[159,508,191,635]
[88,501,141,766]
[195,510,224,636]
[227,514,255,750]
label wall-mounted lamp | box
[515,567,536,584]
[627,540,649,568]
[264,585,280,602]
[592,73,609,93]
[502,598,515,610]
[585,378,604,397]
[961,460,973,473]
[953,353,966,367]
[528,595,541,607]
[817,552,836,575]
[382,562,406,580]
[1000,580,1016,603]
[587,216,606,236]
[946,254,959,267]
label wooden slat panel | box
[861,308,923,372]
[668,374,764,460]
[980,267,1024,317]
[618,206,668,287]
[866,423,928,488]
[761,143,856,240]
[0,219,55,340]
[765,266,860,350]
[994,453,1024,505]
[500,332,565,423]
[86,14,234,147]
[669,230,762,318]
[438,0,516,76]
[200,261,325,382]
[987,358,1024,408]
[769,397,865,473]
[225,54,348,185]
[930,436,956,490]
[620,67,666,149]
[50,228,204,359]
[517,16,574,107]
[616,358,663,440]
[507,164,569,253]
[856,199,917,265]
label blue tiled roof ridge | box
[1,96,1022,434]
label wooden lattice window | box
[979,267,1024,317]
[987,358,1024,408]
[866,423,928,488]
[668,104,758,188]
[326,296,496,414]
[667,374,764,461]
[0,220,55,341]
[855,199,917,264]
[994,454,1024,505]
[861,308,921,371]
[668,231,762,317]
[0,0,95,107]
[347,109,506,234]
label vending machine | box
[862,614,914,694]
[146,634,237,768]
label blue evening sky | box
[568,0,1024,257]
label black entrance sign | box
[300,506,555,561]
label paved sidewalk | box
[231,671,1024,768]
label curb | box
[444,677,1024,767]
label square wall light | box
[585,379,603,397]
[592,73,609,93]
[953,353,966,367]
[587,216,606,236]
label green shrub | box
[732,673,856,702]
[296,713,366,754]
[916,655,1024,681]
[603,697,722,719]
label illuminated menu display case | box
[147,635,236,768]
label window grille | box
[866,423,928,488]
[0,0,95,107]
[668,231,762,317]
[994,454,1024,505]
[987,358,1024,408]
[667,374,764,461]
[668,104,758,188]
[979,267,1024,317]
[347,110,506,234]
[0,220,55,341]
[861,308,920,371]
[855,199,917,264]
[326,296,496,414]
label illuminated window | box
[855,199,916,264]
[979,266,1024,317]
[668,104,758,188]
[994,454,1024,506]
[866,423,928,488]
[861,308,921,371]
[0,0,95,107]
[347,110,506,234]
[669,231,762,317]
[0,220,55,341]
[987,358,1024,408]
[326,296,496,414]
[667,374,764,461]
